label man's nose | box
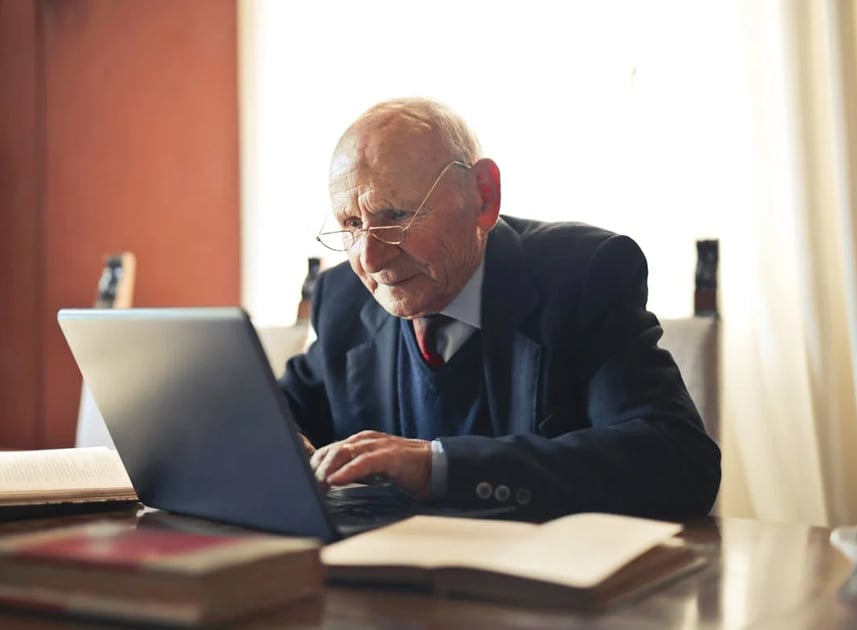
[358,231,398,272]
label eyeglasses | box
[316,160,471,252]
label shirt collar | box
[439,257,484,330]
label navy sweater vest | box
[396,320,491,439]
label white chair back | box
[660,316,720,444]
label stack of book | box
[0,521,322,626]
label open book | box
[0,447,138,519]
[322,512,703,610]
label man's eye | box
[342,218,362,231]
[390,210,412,222]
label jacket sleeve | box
[439,235,721,521]
[277,272,338,448]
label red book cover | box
[12,527,238,571]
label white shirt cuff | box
[430,439,448,497]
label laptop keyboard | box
[325,485,416,531]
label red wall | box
[0,0,42,448]
[0,0,241,448]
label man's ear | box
[473,158,501,230]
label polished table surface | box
[1,509,857,629]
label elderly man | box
[280,97,720,521]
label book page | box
[0,447,136,505]
[474,513,683,588]
[322,515,536,568]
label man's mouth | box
[377,273,418,287]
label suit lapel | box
[344,300,400,436]
[481,219,543,435]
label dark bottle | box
[694,240,719,317]
[297,257,321,321]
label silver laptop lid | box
[57,307,338,542]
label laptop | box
[58,307,505,542]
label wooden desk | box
[1,511,856,628]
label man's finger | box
[300,433,316,456]
[326,449,387,487]
[314,442,354,484]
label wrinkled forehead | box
[329,116,452,201]
[327,164,423,218]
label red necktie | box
[413,316,446,368]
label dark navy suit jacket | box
[281,216,721,521]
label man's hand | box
[309,430,432,498]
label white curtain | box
[721,0,857,525]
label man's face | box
[328,128,486,319]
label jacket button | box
[515,489,532,505]
[494,485,510,502]
[476,482,493,500]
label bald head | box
[331,98,482,181]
